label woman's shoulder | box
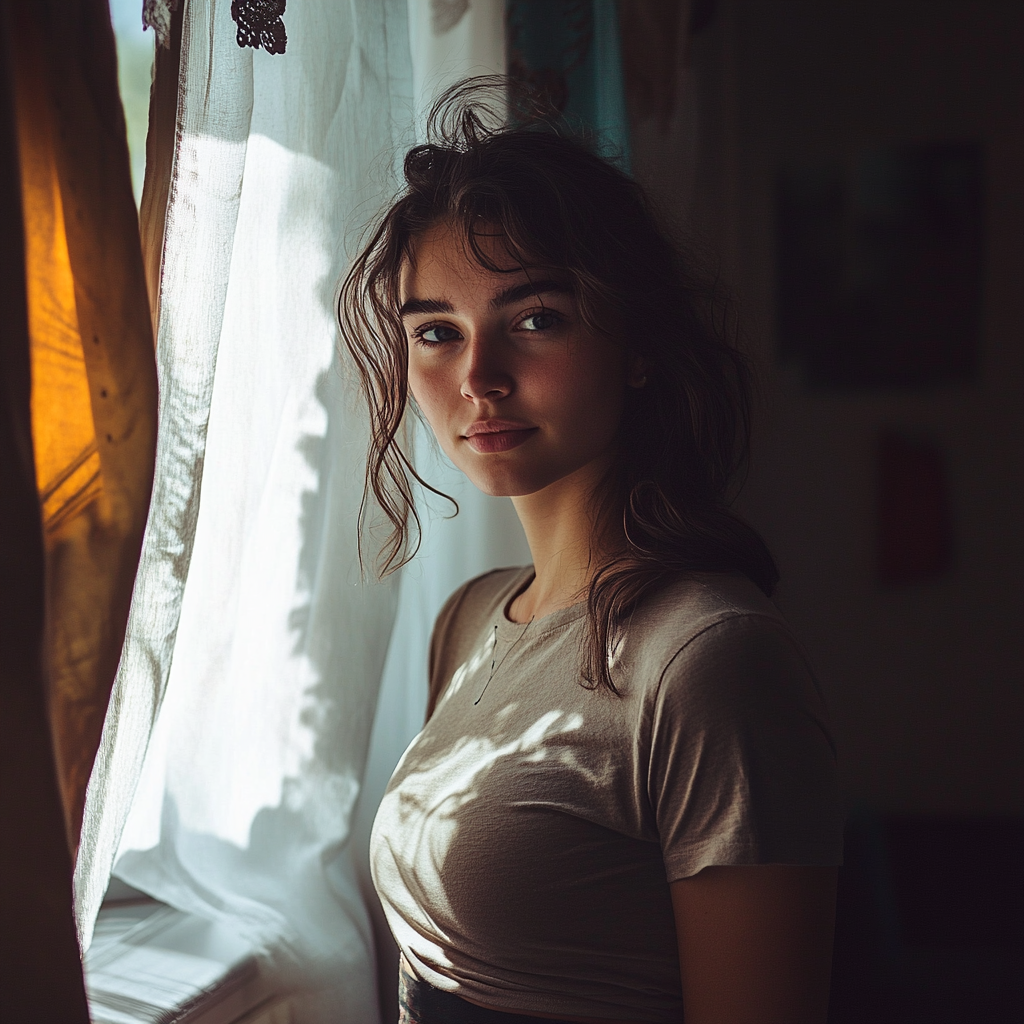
[638,575,842,875]
[626,573,835,788]
[629,569,786,640]
[618,571,809,694]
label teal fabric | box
[506,0,631,171]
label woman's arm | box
[670,864,837,1024]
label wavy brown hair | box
[338,78,778,693]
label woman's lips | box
[463,426,538,453]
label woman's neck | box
[507,455,622,623]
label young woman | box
[340,83,843,1024]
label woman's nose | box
[460,335,513,402]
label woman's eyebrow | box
[399,297,454,318]
[398,279,570,319]
[489,279,571,310]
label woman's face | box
[401,222,630,498]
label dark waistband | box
[399,959,582,1024]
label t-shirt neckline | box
[497,566,587,639]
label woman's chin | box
[466,476,541,499]
[459,465,551,499]
[457,450,618,501]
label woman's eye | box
[518,311,561,332]
[416,324,462,344]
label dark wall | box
[635,0,1023,817]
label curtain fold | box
[138,0,182,331]
[12,0,158,853]
[75,0,255,948]
[0,6,90,1018]
[408,0,506,129]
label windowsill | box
[86,880,281,1024]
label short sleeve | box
[648,614,844,882]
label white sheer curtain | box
[79,0,411,1018]
[76,0,520,1020]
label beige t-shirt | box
[370,567,843,1023]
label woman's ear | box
[627,355,648,389]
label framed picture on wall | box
[776,142,984,389]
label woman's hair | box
[339,78,779,693]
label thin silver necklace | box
[474,616,534,705]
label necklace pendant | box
[473,617,533,706]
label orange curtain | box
[0,4,89,1018]
[1,1,154,1013]
[10,2,158,850]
